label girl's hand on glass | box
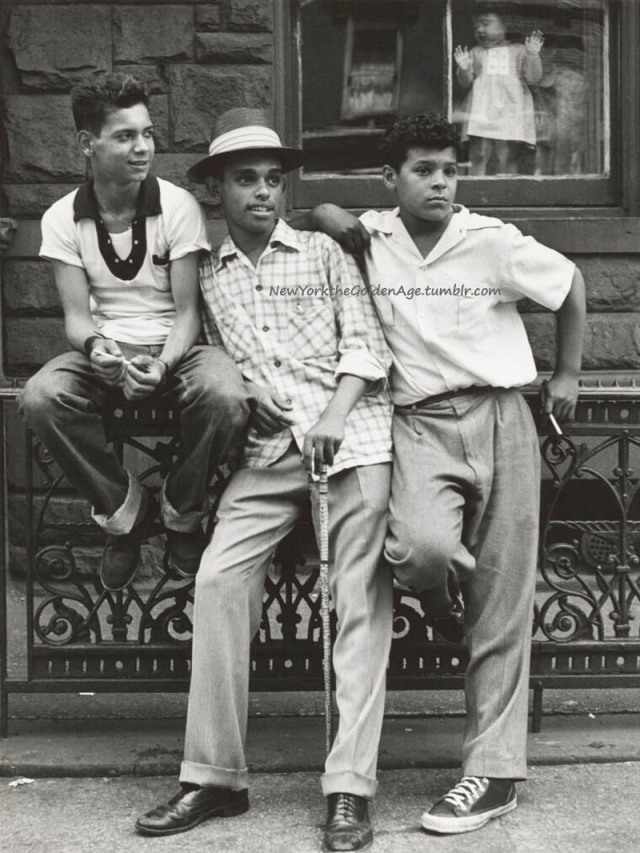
[525,30,544,54]
[454,45,473,71]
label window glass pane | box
[300,0,447,174]
[452,0,608,177]
[300,0,610,180]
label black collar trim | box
[95,217,148,281]
[73,177,161,281]
[73,176,162,222]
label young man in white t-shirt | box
[20,74,250,591]
[296,113,586,836]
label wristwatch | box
[83,333,105,357]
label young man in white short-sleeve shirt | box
[298,113,586,836]
[20,74,250,591]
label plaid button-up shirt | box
[200,220,392,475]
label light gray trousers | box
[386,388,539,780]
[181,444,393,798]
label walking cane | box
[318,462,334,755]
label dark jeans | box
[20,344,251,534]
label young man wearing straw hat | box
[136,108,394,851]
[19,74,250,591]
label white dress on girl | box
[459,44,542,144]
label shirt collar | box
[385,203,468,231]
[216,218,301,270]
[382,205,469,264]
[73,175,162,222]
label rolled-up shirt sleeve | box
[320,239,391,388]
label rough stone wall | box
[0,0,273,377]
[1,1,639,574]
[523,256,640,373]
[1,1,640,379]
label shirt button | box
[256,284,263,291]
[274,360,281,368]
[262,325,269,332]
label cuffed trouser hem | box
[91,473,145,535]
[160,478,207,532]
[321,770,378,800]
[462,759,528,782]
[180,760,249,791]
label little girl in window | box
[455,2,544,175]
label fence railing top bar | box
[0,388,19,400]
[523,379,640,399]
[3,380,640,404]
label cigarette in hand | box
[548,413,563,435]
[93,351,130,367]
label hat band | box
[208,126,285,158]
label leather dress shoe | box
[324,793,373,851]
[100,493,162,592]
[135,785,249,836]
[420,590,466,644]
[166,526,207,577]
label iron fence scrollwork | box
[3,382,640,736]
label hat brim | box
[187,146,305,183]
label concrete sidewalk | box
[2,688,640,777]
[2,690,640,851]
[3,765,639,853]
[2,711,640,778]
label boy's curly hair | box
[71,73,149,135]
[380,114,461,171]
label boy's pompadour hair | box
[71,73,150,135]
[380,113,461,171]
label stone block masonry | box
[1,0,274,381]
[1,0,639,380]
[1,0,640,574]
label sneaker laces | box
[442,776,489,809]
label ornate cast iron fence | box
[2,381,640,737]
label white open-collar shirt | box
[360,205,575,406]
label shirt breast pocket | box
[286,298,336,360]
[456,288,497,341]
[425,275,496,338]
[149,254,171,292]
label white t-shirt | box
[40,176,210,345]
[360,205,575,405]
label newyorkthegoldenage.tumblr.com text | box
[269,284,501,299]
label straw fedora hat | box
[187,107,304,182]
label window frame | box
[273,0,640,253]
